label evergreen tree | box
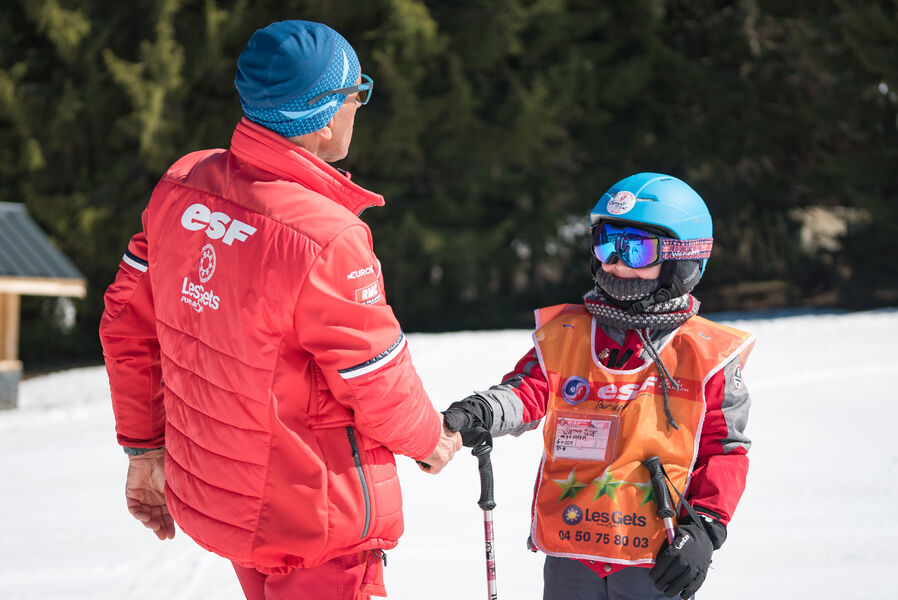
[1,0,895,367]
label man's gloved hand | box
[649,516,715,598]
[442,395,493,447]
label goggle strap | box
[658,238,713,261]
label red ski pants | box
[232,550,386,600]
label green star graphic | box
[591,468,626,502]
[632,480,657,506]
[552,468,588,502]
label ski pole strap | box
[472,441,496,511]
[656,460,704,527]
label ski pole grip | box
[642,456,675,519]
[473,443,496,511]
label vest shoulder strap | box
[684,314,752,341]
[534,303,587,329]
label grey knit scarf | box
[584,271,699,332]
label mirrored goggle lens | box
[593,225,663,268]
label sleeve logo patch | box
[733,365,743,389]
[355,281,382,304]
[347,266,375,280]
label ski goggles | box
[308,73,374,107]
[592,223,713,268]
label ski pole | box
[642,456,676,544]
[472,441,498,600]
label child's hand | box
[443,395,493,447]
[649,518,714,598]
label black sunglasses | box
[307,74,374,107]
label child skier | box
[444,173,754,599]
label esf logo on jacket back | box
[181,203,257,245]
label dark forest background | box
[2,0,896,369]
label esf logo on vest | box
[562,376,660,406]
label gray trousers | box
[543,556,694,600]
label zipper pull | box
[346,426,360,459]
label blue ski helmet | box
[590,173,713,274]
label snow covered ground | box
[1,308,896,599]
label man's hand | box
[125,448,175,540]
[418,414,462,474]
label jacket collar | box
[230,118,385,215]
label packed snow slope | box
[1,309,896,599]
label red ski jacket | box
[100,118,441,573]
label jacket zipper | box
[346,427,371,538]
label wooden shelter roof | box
[0,202,86,297]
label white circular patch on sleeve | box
[606,191,636,215]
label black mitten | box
[442,395,493,447]
[648,516,716,598]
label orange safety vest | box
[529,304,754,566]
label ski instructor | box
[99,20,461,600]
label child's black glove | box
[649,513,724,598]
[442,395,493,447]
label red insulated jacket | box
[100,118,441,573]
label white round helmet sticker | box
[606,191,636,215]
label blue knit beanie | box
[235,20,361,137]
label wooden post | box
[0,293,23,409]
[1,293,21,362]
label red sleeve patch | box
[355,280,383,304]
